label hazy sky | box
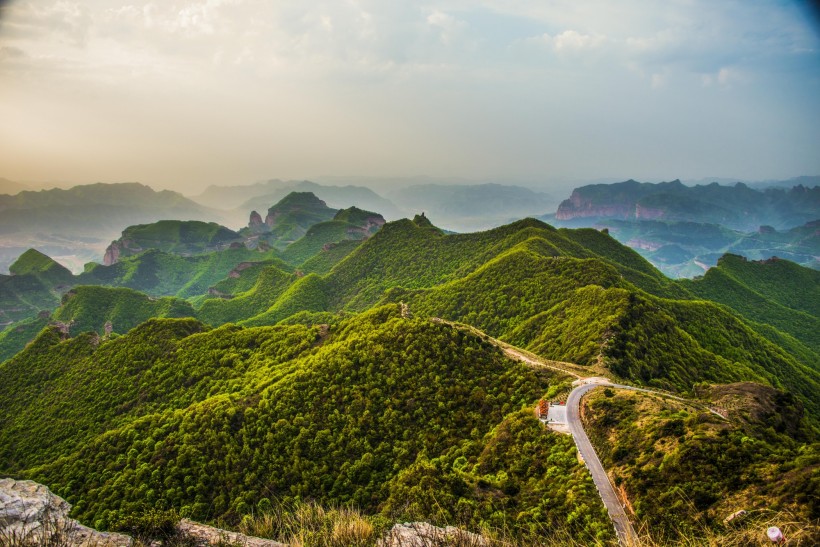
[1,1,819,194]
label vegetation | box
[0,305,619,543]
[251,191,338,249]
[680,254,820,355]
[0,205,817,545]
[108,220,243,260]
[52,285,196,336]
[581,386,819,542]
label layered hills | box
[556,179,818,231]
[0,183,221,273]
[0,193,386,358]
[548,179,819,277]
[0,197,817,544]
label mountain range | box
[0,183,221,274]
[0,187,817,544]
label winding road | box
[434,317,726,546]
[566,382,639,546]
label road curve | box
[566,383,640,546]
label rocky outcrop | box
[556,189,634,220]
[378,522,488,546]
[0,479,285,546]
[0,478,132,546]
[178,519,284,546]
[103,241,121,266]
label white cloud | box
[0,0,818,188]
[552,29,605,52]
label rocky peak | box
[249,210,263,227]
[264,192,334,227]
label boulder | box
[378,522,488,546]
[0,478,131,546]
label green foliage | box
[281,221,368,266]
[241,273,329,326]
[582,388,819,541]
[381,409,613,543]
[52,286,195,336]
[278,206,382,267]
[112,507,180,542]
[8,249,73,279]
[80,247,289,300]
[0,250,73,325]
[197,265,296,326]
[5,306,564,533]
[680,254,820,355]
[0,315,49,362]
[299,239,363,276]
[111,220,242,259]
[254,192,338,249]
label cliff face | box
[555,199,634,220]
[554,179,818,231]
[103,241,123,266]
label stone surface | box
[378,522,488,546]
[0,478,131,546]
[179,519,285,547]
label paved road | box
[566,383,640,546]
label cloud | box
[0,1,818,189]
[552,29,605,52]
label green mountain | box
[582,385,817,541]
[247,192,338,249]
[0,211,817,544]
[53,285,195,336]
[679,254,820,358]
[0,250,73,326]
[103,220,243,265]
[280,207,385,266]
[0,306,614,541]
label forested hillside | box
[0,209,817,545]
[0,305,614,542]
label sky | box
[0,0,819,195]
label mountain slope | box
[103,220,243,265]
[679,254,820,356]
[582,386,818,541]
[0,305,612,541]
[0,250,73,325]
[52,286,195,336]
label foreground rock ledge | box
[0,478,131,546]
[1,478,483,546]
[0,478,283,546]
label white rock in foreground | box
[0,478,131,546]
[379,521,488,546]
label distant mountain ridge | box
[0,182,223,274]
[549,179,820,276]
[103,221,243,265]
[556,179,818,231]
